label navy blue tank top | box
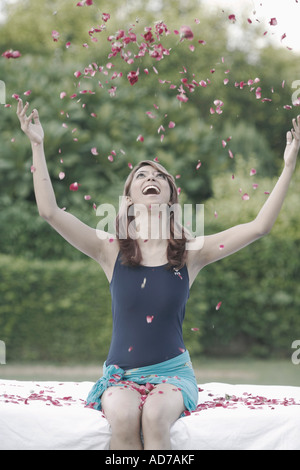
[106,252,190,370]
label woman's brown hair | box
[115,160,189,269]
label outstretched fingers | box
[291,115,300,141]
[17,99,31,130]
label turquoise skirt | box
[86,350,198,414]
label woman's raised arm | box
[187,115,300,277]
[16,99,117,270]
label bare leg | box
[101,385,143,450]
[141,383,185,450]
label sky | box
[201,0,300,53]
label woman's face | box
[128,164,172,207]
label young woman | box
[17,99,300,450]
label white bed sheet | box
[1,379,300,450]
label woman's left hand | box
[284,115,300,170]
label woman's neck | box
[137,237,168,266]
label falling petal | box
[177,93,188,102]
[69,182,80,191]
[127,69,139,85]
[51,30,60,42]
[102,12,110,22]
[269,18,277,26]
[2,49,21,59]
[180,25,194,40]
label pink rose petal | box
[2,49,21,59]
[180,25,194,40]
[51,30,60,42]
[91,147,98,155]
[69,182,80,191]
[269,18,277,26]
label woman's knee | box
[102,386,142,433]
[141,385,185,432]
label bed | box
[1,379,300,450]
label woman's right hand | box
[16,99,44,145]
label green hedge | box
[0,255,112,363]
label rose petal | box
[180,25,194,40]
[269,18,277,26]
[91,147,98,155]
[69,182,80,191]
[51,30,60,42]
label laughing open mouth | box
[142,185,161,195]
